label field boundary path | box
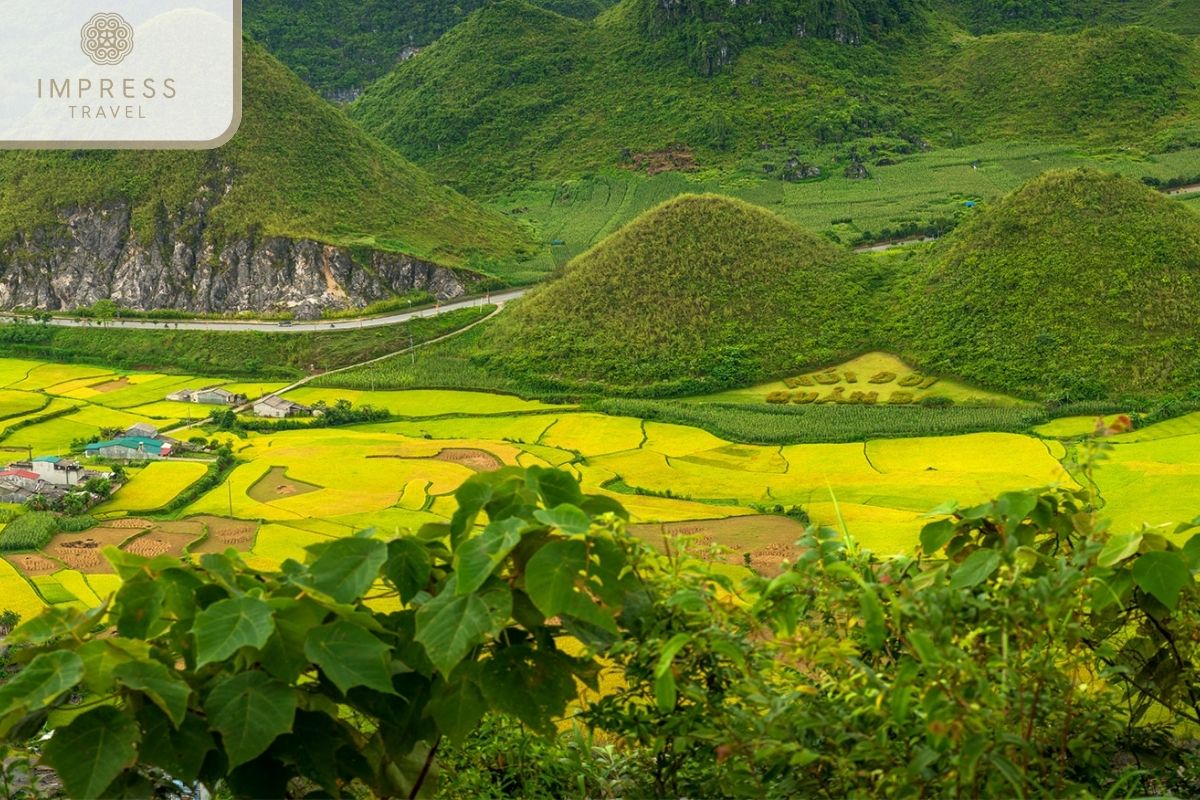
[0,288,529,334]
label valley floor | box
[0,357,1196,620]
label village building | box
[253,395,313,419]
[166,386,247,406]
[8,456,88,487]
[124,422,160,439]
[84,436,173,461]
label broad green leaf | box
[525,539,618,633]
[385,538,432,602]
[530,467,584,508]
[1183,534,1200,570]
[136,707,213,785]
[580,494,629,521]
[949,550,1002,590]
[305,621,395,695]
[524,539,586,617]
[114,580,166,639]
[42,706,140,799]
[77,639,151,695]
[204,671,297,768]
[304,537,388,603]
[995,491,1038,526]
[428,678,487,744]
[919,519,955,554]
[414,580,493,676]
[859,589,886,651]
[261,599,327,683]
[114,660,192,727]
[1098,533,1144,567]
[454,518,524,595]
[9,602,109,646]
[1132,551,1192,610]
[0,651,82,731]
[193,596,276,667]
[480,646,578,737]
[533,504,591,535]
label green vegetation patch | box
[0,512,58,552]
[0,306,493,379]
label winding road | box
[0,288,529,334]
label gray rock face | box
[0,201,474,319]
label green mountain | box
[244,0,618,98]
[483,194,871,394]
[0,40,533,274]
[350,0,1199,194]
[901,169,1200,399]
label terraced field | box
[0,357,1196,620]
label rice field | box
[0,357,1197,620]
[93,461,211,513]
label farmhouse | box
[85,436,173,461]
[166,386,247,406]
[9,456,88,487]
[253,396,312,419]
[124,422,160,438]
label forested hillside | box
[351,0,1200,193]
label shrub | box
[920,395,954,408]
[57,516,98,533]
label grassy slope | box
[351,0,1200,194]
[901,169,1200,398]
[0,41,534,274]
[244,0,616,97]
[483,194,873,394]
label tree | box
[0,466,638,799]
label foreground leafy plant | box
[0,466,638,798]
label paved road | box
[0,288,529,333]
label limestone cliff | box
[0,200,476,319]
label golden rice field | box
[0,357,1196,620]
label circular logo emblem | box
[80,12,134,66]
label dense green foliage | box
[486,194,871,394]
[0,307,492,379]
[631,0,920,74]
[594,399,1048,443]
[930,0,1200,34]
[902,169,1200,398]
[244,0,616,97]
[3,463,1199,797]
[0,42,533,274]
[0,513,56,553]
[0,466,639,798]
[351,0,1200,193]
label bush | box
[0,512,57,552]
[920,395,954,408]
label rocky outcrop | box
[0,199,476,319]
